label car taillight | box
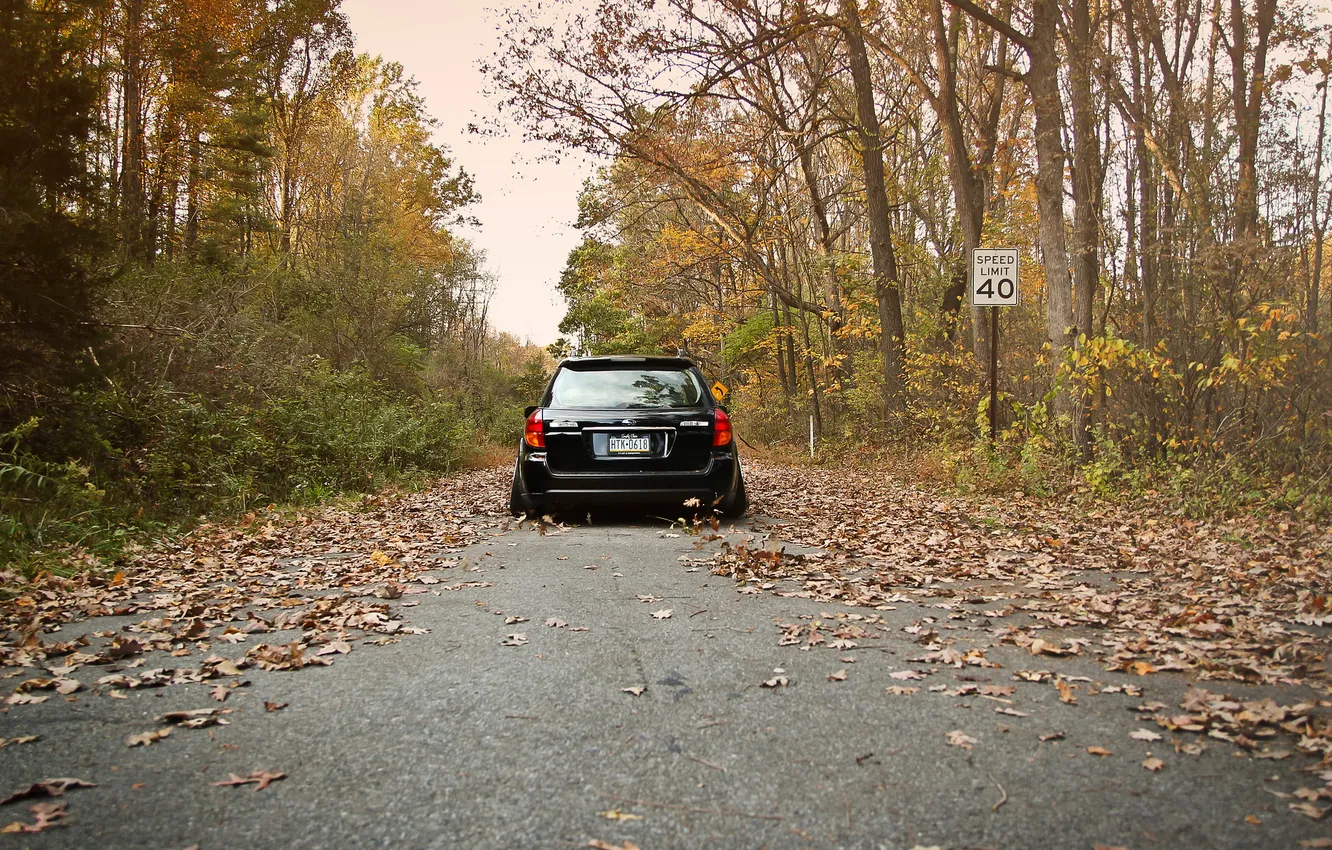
[712,408,732,447]
[524,409,545,448]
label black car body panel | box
[514,356,743,514]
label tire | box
[508,459,532,516]
[718,467,748,517]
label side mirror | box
[524,405,537,418]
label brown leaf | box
[1142,757,1166,771]
[1290,802,1330,820]
[945,729,977,750]
[1056,680,1077,705]
[211,770,286,791]
[159,708,230,728]
[264,701,288,712]
[827,669,847,682]
[0,736,40,749]
[1087,746,1113,757]
[1,801,67,834]
[126,728,171,747]
[761,676,789,689]
[0,778,97,806]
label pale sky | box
[342,0,595,346]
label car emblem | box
[621,419,636,426]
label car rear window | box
[548,368,705,409]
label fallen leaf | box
[945,730,977,750]
[1,801,67,834]
[211,770,286,791]
[159,708,231,728]
[890,670,924,681]
[1087,746,1113,757]
[0,736,40,749]
[314,640,352,656]
[500,633,528,647]
[1056,680,1077,705]
[126,728,171,747]
[651,609,673,620]
[598,810,643,822]
[761,676,789,688]
[828,669,847,682]
[1130,728,1163,742]
[264,701,288,712]
[621,686,646,696]
[1244,814,1262,825]
[1142,757,1166,771]
[885,686,919,695]
[995,707,1028,717]
[1290,802,1330,820]
[544,618,567,628]
[0,778,97,806]
[1039,731,1066,742]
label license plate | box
[609,436,651,454]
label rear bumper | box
[520,450,738,508]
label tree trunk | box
[1308,33,1331,334]
[1065,0,1100,456]
[184,132,200,251]
[1229,0,1276,244]
[119,0,145,259]
[931,0,991,370]
[841,0,906,412]
[1027,0,1076,430]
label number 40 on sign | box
[970,248,1019,307]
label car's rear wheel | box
[718,468,748,517]
[509,460,532,516]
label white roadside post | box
[969,248,1020,440]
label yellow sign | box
[711,381,729,402]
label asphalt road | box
[2,511,1327,850]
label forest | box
[0,0,546,570]
[487,0,1332,516]
[5,0,1332,574]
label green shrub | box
[0,366,473,573]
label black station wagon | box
[509,356,747,517]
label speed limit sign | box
[970,248,1019,307]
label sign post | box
[969,248,1020,441]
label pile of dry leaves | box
[1,466,509,706]
[705,460,1332,780]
